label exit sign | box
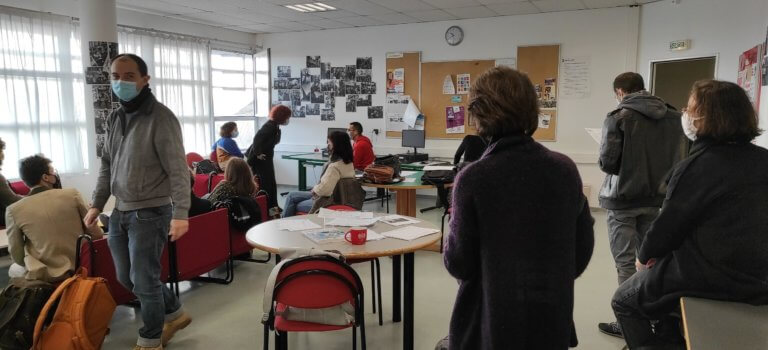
[670,39,691,51]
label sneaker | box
[161,312,192,346]
[133,346,162,350]
[598,321,623,338]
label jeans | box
[607,207,659,284]
[108,204,184,347]
[612,270,685,350]
[282,191,314,217]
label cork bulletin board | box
[420,59,495,139]
[517,45,561,141]
[385,52,421,138]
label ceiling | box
[116,0,662,34]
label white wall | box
[262,6,642,206]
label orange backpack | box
[31,268,116,350]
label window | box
[0,8,88,179]
[211,49,259,152]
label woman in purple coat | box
[443,66,595,349]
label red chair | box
[193,174,211,198]
[263,255,366,350]
[209,150,219,166]
[170,209,232,284]
[186,152,204,169]
[8,181,29,196]
[76,234,172,305]
[210,173,225,191]
[326,205,383,326]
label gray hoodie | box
[92,93,190,219]
[598,91,689,210]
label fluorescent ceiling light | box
[284,2,336,12]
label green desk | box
[281,153,450,190]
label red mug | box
[345,228,368,245]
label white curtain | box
[118,29,211,154]
[0,7,87,179]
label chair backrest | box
[209,174,225,191]
[209,150,218,164]
[308,178,365,213]
[173,209,230,281]
[8,181,30,196]
[193,174,210,197]
[325,205,357,211]
[274,256,363,309]
[186,152,204,169]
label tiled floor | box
[47,188,626,349]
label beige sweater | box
[313,161,355,197]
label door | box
[651,56,717,110]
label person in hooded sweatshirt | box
[596,72,689,338]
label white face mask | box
[681,112,698,141]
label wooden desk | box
[361,171,436,217]
[681,297,768,350]
[246,214,440,350]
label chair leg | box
[370,261,376,314]
[263,324,269,350]
[352,326,357,350]
[385,190,390,213]
[375,258,383,326]
[360,320,367,350]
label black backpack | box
[421,169,455,185]
[0,282,55,350]
[194,159,220,175]
[214,196,262,231]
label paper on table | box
[302,228,346,243]
[585,128,602,144]
[365,229,386,241]
[382,226,439,241]
[423,165,454,171]
[317,208,374,219]
[326,217,379,227]
[278,219,321,231]
[402,178,417,183]
[379,215,420,226]
[400,171,418,177]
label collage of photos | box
[87,41,119,158]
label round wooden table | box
[361,171,437,217]
[246,213,440,350]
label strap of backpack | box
[31,268,86,348]
[74,234,94,276]
[207,172,215,193]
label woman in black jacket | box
[613,80,768,349]
[247,105,291,212]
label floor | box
[2,187,627,349]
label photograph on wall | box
[357,94,372,107]
[306,56,321,68]
[345,83,360,95]
[344,65,356,82]
[274,78,288,89]
[331,67,345,80]
[321,108,336,121]
[346,94,358,112]
[337,80,347,97]
[456,73,471,94]
[360,82,376,94]
[538,113,552,129]
[308,67,320,77]
[321,79,336,92]
[92,85,113,109]
[445,105,465,134]
[94,109,109,134]
[86,66,109,85]
[290,90,301,106]
[321,62,331,79]
[292,105,306,118]
[324,91,335,107]
[278,89,290,101]
[306,103,321,116]
[356,57,372,69]
[277,66,291,78]
[368,106,383,119]
[355,69,371,82]
[95,134,106,158]
[387,68,404,94]
[311,84,324,103]
[89,41,111,67]
[112,102,120,110]
[288,78,300,89]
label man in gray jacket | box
[84,54,191,350]
[596,72,688,338]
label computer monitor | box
[327,127,347,137]
[402,129,425,154]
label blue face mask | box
[232,131,239,138]
[111,80,140,102]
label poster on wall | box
[738,45,763,109]
[387,68,404,93]
[88,41,119,158]
[442,75,455,94]
[386,95,409,132]
[456,74,471,94]
[560,56,590,99]
[446,106,465,134]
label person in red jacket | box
[348,122,375,170]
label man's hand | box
[84,208,102,227]
[169,219,189,242]
[635,258,657,272]
[257,154,267,160]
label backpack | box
[0,281,54,350]
[32,267,116,350]
[374,155,401,177]
[194,159,220,175]
[363,164,396,184]
[214,196,263,231]
[421,169,455,186]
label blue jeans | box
[283,191,314,217]
[108,204,183,347]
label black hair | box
[112,53,149,76]
[349,122,363,134]
[613,72,645,94]
[19,154,52,187]
[328,131,354,164]
[0,137,5,168]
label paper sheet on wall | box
[387,68,404,94]
[456,74,471,94]
[446,105,465,134]
[495,58,516,69]
[538,113,551,129]
[386,94,409,132]
[442,75,455,94]
[585,128,602,145]
[560,56,591,99]
[403,98,422,128]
